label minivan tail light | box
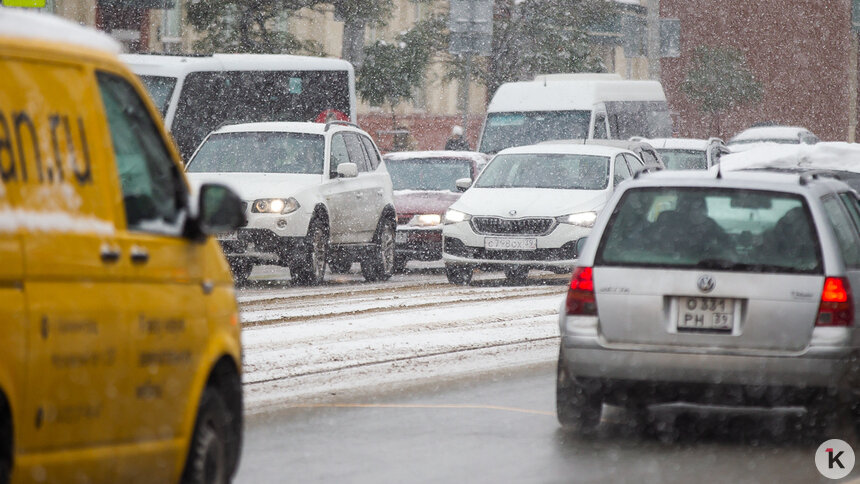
[816,277,854,327]
[566,267,596,316]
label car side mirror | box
[197,183,245,236]
[337,162,358,178]
[455,177,472,192]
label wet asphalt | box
[235,363,857,483]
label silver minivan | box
[557,169,860,433]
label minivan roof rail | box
[799,170,842,185]
[325,120,360,132]
[631,164,661,179]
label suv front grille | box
[472,217,555,236]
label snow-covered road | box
[238,266,567,414]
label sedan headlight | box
[409,214,442,227]
[252,197,300,214]
[443,209,471,224]
[557,211,597,227]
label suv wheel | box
[361,220,395,282]
[556,349,602,433]
[445,264,473,285]
[291,220,327,286]
[393,255,408,273]
[181,387,230,484]
[229,260,253,286]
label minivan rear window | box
[596,187,822,274]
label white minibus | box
[121,53,357,161]
[477,73,672,154]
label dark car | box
[383,151,490,272]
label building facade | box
[660,0,858,141]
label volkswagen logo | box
[509,209,517,216]
[697,275,715,293]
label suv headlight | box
[556,211,597,227]
[443,209,471,224]
[409,214,442,227]
[252,197,300,214]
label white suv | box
[186,121,396,285]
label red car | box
[383,151,490,272]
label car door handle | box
[100,245,121,264]
[356,192,364,198]
[130,246,149,264]
[376,189,384,197]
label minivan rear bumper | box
[561,334,860,391]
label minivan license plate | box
[677,297,734,332]
[485,237,537,251]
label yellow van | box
[0,10,245,484]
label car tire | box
[291,220,327,286]
[0,411,9,484]
[228,260,252,286]
[361,220,395,282]
[445,264,473,285]
[328,256,352,274]
[181,387,231,484]
[393,255,408,274]
[556,349,602,433]
[504,266,529,284]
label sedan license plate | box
[218,231,238,241]
[484,237,537,251]
[677,297,735,332]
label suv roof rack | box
[631,164,662,179]
[799,170,842,186]
[325,120,360,132]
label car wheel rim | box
[195,419,225,484]
[381,226,394,274]
[311,226,326,280]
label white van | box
[477,73,672,154]
[121,53,357,161]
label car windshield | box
[657,149,708,170]
[138,75,177,117]
[597,187,822,273]
[386,158,472,192]
[479,111,590,154]
[186,132,324,174]
[475,153,609,190]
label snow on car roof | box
[213,122,339,135]
[383,151,490,163]
[0,9,120,54]
[643,138,710,150]
[720,142,860,173]
[635,165,839,192]
[496,143,626,157]
[120,53,352,78]
[729,126,810,143]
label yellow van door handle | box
[130,246,150,264]
[100,245,121,264]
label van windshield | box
[138,75,177,117]
[479,111,590,154]
[475,153,609,190]
[186,132,324,175]
[171,70,350,161]
[596,187,822,273]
